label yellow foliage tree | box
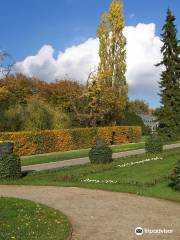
[87,0,128,126]
[0,87,9,101]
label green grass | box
[3,148,180,203]
[0,197,71,240]
[21,142,145,166]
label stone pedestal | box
[0,143,14,154]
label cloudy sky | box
[0,0,180,107]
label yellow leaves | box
[109,0,124,31]
[0,87,9,101]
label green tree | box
[87,0,128,126]
[156,9,180,140]
[127,100,150,114]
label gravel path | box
[22,143,180,172]
[0,185,179,240]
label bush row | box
[0,126,142,156]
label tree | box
[0,51,13,77]
[87,0,128,126]
[156,9,180,140]
[127,99,150,114]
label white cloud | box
[124,23,163,98]
[14,38,99,83]
[14,23,163,105]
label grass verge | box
[21,142,145,166]
[0,197,71,240]
[2,148,180,203]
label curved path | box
[0,185,180,240]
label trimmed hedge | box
[145,136,163,154]
[171,160,180,192]
[0,154,21,179]
[0,126,142,156]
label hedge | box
[0,126,141,156]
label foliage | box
[0,198,71,240]
[170,160,180,191]
[1,99,71,132]
[85,0,128,126]
[0,75,82,131]
[156,9,180,140]
[127,100,150,114]
[0,126,142,156]
[117,111,151,136]
[145,135,163,154]
[0,153,21,179]
[89,144,113,164]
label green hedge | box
[145,136,163,154]
[0,154,21,179]
[171,160,180,192]
[0,126,142,156]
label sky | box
[0,0,180,108]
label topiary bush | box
[89,143,113,164]
[0,154,21,179]
[145,135,163,154]
[170,160,180,192]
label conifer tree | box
[156,9,180,140]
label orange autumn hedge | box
[0,126,141,156]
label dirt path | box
[22,143,180,172]
[0,185,179,240]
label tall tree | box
[156,9,180,140]
[87,0,128,126]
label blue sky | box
[0,0,180,107]
[0,0,179,59]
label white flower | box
[117,156,163,168]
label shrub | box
[145,135,163,154]
[170,160,180,192]
[117,112,150,136]
[0,154,21,179]
[89,143,113,164]
[0,126,142,156]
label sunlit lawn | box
[3,148,180,203]
[21,141,146,166]
[0,197,71,240]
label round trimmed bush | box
[0,154,21,179]
[89,145,112,164]
[145,135,163,154]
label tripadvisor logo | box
[135,227,143,236]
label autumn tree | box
[87,0,128,126]
[127,100,150,114]
[156,9,180,140]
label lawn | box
[21,141,145,166]
[0,197,71,240]
[3,148,180,203]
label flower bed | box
[81,156,164,185]
[117,156,163,168]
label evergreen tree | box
[156,9,180,140]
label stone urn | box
[0,142,14,154]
